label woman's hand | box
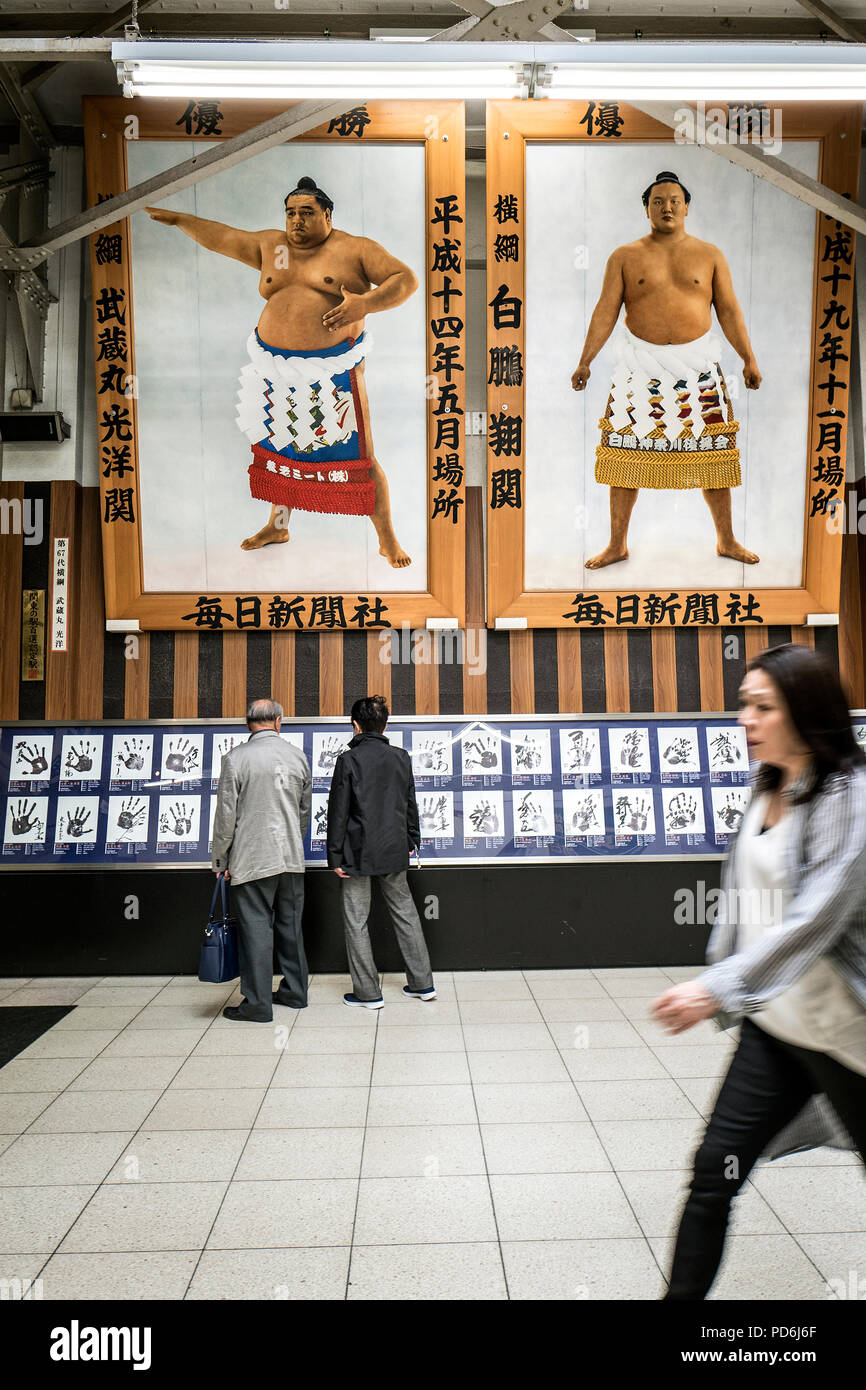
[651,981,718,1035]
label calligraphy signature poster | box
[486,100,861,628]
[84,99,466,631]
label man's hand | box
[214,868,230,880]
[743,360,762,390]
[145,206,179,225]
[333,866,350,878]
[571,364,591,391]
[651,981,718,1035]
[322,286,367,333]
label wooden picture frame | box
[84,97,466,631]
[486,99,861,629]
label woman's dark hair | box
[351,694,389,734]
[746,643,864,803]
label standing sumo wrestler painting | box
[147,174,417,568]
[571,170,761,570]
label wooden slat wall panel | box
[839,485,865,705]
[124,632,150,718]
[697,629,724,712]
[173,634,198,717]
[414,636,439,715]
[271,632,295,715]
[367,630,392,707]
[5,484,866,723]
[76,488,105,719]
[651,629,678,713]
[45,482,79,720]
[509,631,534,714]
[463,486,487,715]
[318,631,343,715]
[745,628,770,662]
[603,630,629,712]
[221,632,247,719]
[556,630,582,713]
[0,482,25,719]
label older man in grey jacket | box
[212,698,312,1022]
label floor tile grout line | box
[343,975,382,1302]
[525,971,680,1292]
[30,1031,238,1291]
[454,985,512,1301]
[22,983,286,1294]
[179,993,306,1300]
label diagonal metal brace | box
[10,96,360,269]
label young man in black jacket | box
[327,695,436,1008]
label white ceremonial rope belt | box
[236,333,372,454]
[609,325,724,439]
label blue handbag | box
[198,874,240,983]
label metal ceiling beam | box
[0,13,834,41]
[795,0,865,43]
[0,40,115,62]
[0,97,359,271]
[631,100,866,238]
[17,5,165,93]
[0,63,56,150]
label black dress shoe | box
[223,1005,272,1023]
[272,993,307,1009]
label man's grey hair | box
[246,698,283,726]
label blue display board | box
[3,715,865,869]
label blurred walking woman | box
[652,643,866,1300]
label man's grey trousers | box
[340,872,433,1001]
[231,872,308,1016]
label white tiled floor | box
[0,968,863,1301]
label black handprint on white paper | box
[717,793,745,831]
[469,800,499,835]
[160,802,193,836]
[463,736,498,770]
[65,740,94,774]
[514,737,541,770]
[317,737,342,772]
[116,797,146,832]
[116,738,146,772]
[666,793,697,830]
[165,739,199,773]
[15,743,49,776]
[65,806,92,838]
[572,797,599,833]
[10,800,43,837]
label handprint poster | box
[510,729,552,783]
[59,736,105,789]
[9,737,54,791]
[512,789,555,847]
[55,798,101,854]
[156,796,202,855]
[0,712,822,865]
[110,734,154,787]
[462,790,505,847]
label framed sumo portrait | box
[83,97,466,631]
[485,99,861,629]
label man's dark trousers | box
[231,872,307,1017]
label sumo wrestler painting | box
[571,170,761,571]
[146,175,417,568]
[124,139,429,600]
[519,137,827,596]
